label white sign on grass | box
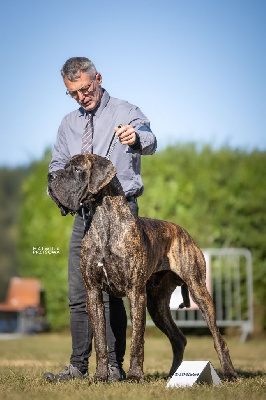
[166,361,222,388]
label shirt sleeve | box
[49,124,71,172]
[126,106,157,156]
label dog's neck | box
[102,175,125,198]
[84,175,136,233]
[83,175,127,212]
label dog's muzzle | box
[48,172,58,183]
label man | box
[44,57,157,382]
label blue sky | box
[0,0,265,167]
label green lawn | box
[0,331,265,400]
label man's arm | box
[49,126,71,173]
[114,106,157,155]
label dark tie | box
[81,113,93,154]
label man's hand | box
[114,125,136,146]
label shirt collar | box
[78,89,110,118]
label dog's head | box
[48,154,117,215]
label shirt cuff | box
[129,133,141,150]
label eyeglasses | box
[66,78,96,98]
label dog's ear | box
[88,156,117,194]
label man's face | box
[64,71,103,111]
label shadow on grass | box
[236,369,265,378]
[144,372,169,382]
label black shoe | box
[43,364,88,382]
[108,364,126,382]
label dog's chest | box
[81,212,154,295]
[96,258,127,296]
[81,232,130,297]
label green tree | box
[139,144,266,331]
[18,145,266,331]
[18,150,74,330]
[0,167,28,300]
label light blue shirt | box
[49,89,157,197]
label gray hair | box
[61,57,97,81]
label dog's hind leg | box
[187,274,238,381]
[146,271,187,377]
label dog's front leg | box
[86,288,108,382]
[127,289,146,382]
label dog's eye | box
[74,166,82,173]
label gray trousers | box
[68,200,138,374]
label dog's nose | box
[48,172,57,182]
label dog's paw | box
[223,370,239,382]
[126,368,145,383]
[93,371,108,383]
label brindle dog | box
[48,154,238,383]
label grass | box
[0,329,265,400]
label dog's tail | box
[179,283,190,309]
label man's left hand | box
[114,125,136,146]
